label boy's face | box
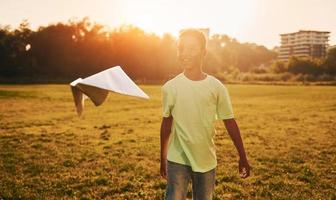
[177,35,206,70]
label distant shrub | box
[271,61,288,73]
[214,70,335,83]
[317,74,336,81]
[238,73,282,82]
[251,66,269,74]
[279,72,294,81]
[288,56,324,75]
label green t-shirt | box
[161,73,234,172]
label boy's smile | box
[177,35,206,70]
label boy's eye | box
[178,46,199,52]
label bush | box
[323,48,336,75]
[271,61,288,73]
[317,74,336,81]
[279,72,294,81]
[287,57,323,75]
[251,66,270,74]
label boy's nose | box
[180,51,192,58]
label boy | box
[160,29,250,200]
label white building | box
[278,30,330,61]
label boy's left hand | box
[239,158,251,178]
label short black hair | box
[179,28,207,50]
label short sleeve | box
[216,84,234,120]
[161,84,175,117]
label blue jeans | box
[165,160,216,200]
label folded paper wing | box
[70,66,149,116]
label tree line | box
[1,18,335,84]
[0,18,278,83]
[270,51,336,76]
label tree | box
[324,48,336,75]
[271,60,287,73]
[0,18,283,83]
[287,56,322,75]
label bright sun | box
[106,0,255,38]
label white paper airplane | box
[70,66,149,116]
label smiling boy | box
[160,29,251,200]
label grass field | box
[0,84,335,200]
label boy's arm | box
[160,116,173,179]
[223,118,251,178]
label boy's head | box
[177,28,207,70]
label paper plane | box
[70,66,149,116]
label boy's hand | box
[160,160,167,179]
[239,158,251,178]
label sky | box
[0,0,335,49]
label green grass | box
[0,84,335,199]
